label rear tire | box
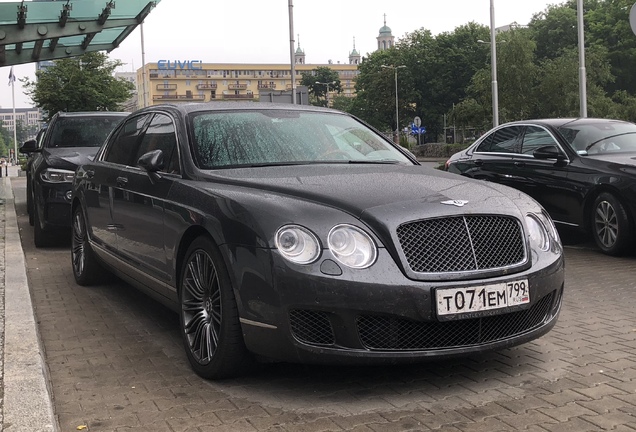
[71,205,106,285]
[179,236,254,379]
[591,192,633,256]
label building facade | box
[0,107,43,140]
[136,61,360,109]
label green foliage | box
[22,52,134,121]
[300,66,342,107]
[348,0,636,134]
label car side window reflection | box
[522,126,559,155]
[135,114,180,174]
[104,114,151,166]
[476,126,523,153]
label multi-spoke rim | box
[71,211,86,276]
[594,200,618,248]
[181,249,222,365]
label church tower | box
[377,14,395,51]
[349,37,361,65]
[294,35,306,64]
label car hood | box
[203,164,536,223]
[43,147,99,170]
[583,152,636,166]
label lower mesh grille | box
[357,292,555,350]
[289,309,335,345]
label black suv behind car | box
[20,111,128,247]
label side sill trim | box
[239,318,277,329]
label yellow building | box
[133,18,399,109]
[136,60,360,109]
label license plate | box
[436,279,530,318]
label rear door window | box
[476,126,523,153]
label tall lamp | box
[381,64,406,141]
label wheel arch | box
[174,226,215,295]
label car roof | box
[134,102,342,116]
[502,118,635,128]
[55,111,129,118]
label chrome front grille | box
[396,215,526,273]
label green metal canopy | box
[0,0,160,67]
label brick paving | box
[10,177,636,431]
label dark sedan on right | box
[446,118,636,256]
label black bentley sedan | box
[446,118,636,256]
[71,103,564,379]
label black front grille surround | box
[357,292,556,351]
[287,291,559,351]
[396,215,526,274]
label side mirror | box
[137,149,165,173]
[533,145,566,161]
[137,149,164,184]
[20,139,38,154]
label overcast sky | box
[1,0,564,109]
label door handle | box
[116,176,128,187]
[514,161,525,167]
[474,159,483,166]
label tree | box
[300,66,342,107]
[0,132,8,158]
[22,51,134,121]
[15,119,29,146]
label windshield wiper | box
[346,159,403,164]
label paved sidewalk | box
[1,167,57,432]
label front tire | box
[33,204,52,248]
[179,236,253,379]
[26,179,34,226]
[71,205,106,285]
[591,192,633,256]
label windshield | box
[558,121,636,155]
[190,110,413,169]
[48,116,125,148]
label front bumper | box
[39,182,73,228]
[231,246,565,364]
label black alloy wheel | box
[179,236,253,379]
[71,205,105,285]
[591,192,633,256]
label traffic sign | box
[414,116,421,127]
[631,3,636,36]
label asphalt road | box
[11,176,636,432]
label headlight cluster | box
[525,212,561,252]
[40,168,75,183]
[275,224,377,269]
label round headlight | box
[525,214,550,251]
[327,224,377,269]
[275,225,320,264]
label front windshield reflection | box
[190,110,413,169]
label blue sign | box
[410,123,426,135]
[158,60,203,70]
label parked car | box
[71,102,564,379]
[21,126,47,226]
[20,111,128,247]
[446,118,636,256]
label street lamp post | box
[381,64,406,142]
[315,81,335,106]
[477,0,499,128]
